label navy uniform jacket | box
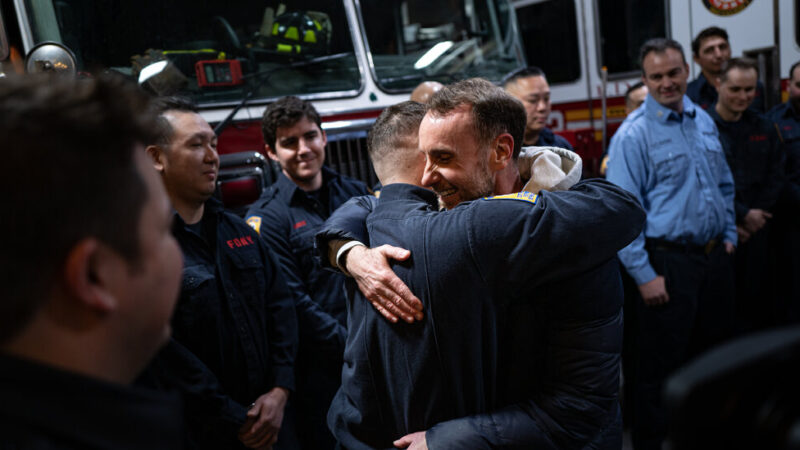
[171,198,298,413]
[0,353,183,449]
[246,167,370,341]
[320,181,645,449]
[767,101,800,221]
[709,107,785,221]
[687,73,766,112]
[535,127,574,151]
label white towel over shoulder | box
[518,146,582,194]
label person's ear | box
[265,144,279,162]
[489,133,514,171]
[62,238,120,314]
[146,145,166,173]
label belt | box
[645,237,719,256]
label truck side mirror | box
[25,41,76,76]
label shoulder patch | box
[245,216,262,234]
[483,191,538,204]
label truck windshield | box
[20,0,361,106]
[357,0,522,92]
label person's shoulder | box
[692,104,716,128]
[245,186,291,226]
[457,191,541,221]
[327,168,370,192]
[220,209,267,239]
[614,109,650,142]
[766,102,790,121]
[552,132,574,150]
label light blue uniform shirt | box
[606,94,736,285]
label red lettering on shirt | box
[294,220,307,229]
[226,237,255,249]
[749,135,767,142]
[784,125,792,131]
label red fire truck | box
[0,0,527,209]
[512,0,800,173]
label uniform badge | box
[483,191,538,204]
[245,216,262,234]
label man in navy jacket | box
[321,81,645,449]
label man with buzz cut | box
[503,66,574,150]
[147,97,300,450]
[0,75,184,448]
[320,81,645,450]
[245,96,372,450]
[607,38,737,450]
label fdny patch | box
[483,191,538,204]
[245,216,262,234]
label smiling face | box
[694,36,731,76]
[717,66,758,116]
[157,111,219,205]
[642,48,690,112]
[504,75,551,144]
[418,105,495,209]
[267,116,327,191]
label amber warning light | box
[195,60,243,87]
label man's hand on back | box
[344,245,424,323]
[394,431,428,450]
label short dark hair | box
[261,96,322,149]
[0,74,157,342]
[719,57,759,83]
[625,81,646,101]
[151,96,198,147]
[427,78,526,159]
[640,38,687,73]
[692,26,729,56]
[501,66,546,88]
[789,61,800,81]
[368,101,426,177]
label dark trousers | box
[773,217,800,325]
[734,224,777,333]
[629,243,735,450]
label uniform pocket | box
[228,250,266,305]
[703,136,727,177]
[174,265,216,340]
[651,148,690,184]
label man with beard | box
[321,80,644,449]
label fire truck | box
[1,1,798,207]
[512,0,800,173]
[0,0,526,210]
